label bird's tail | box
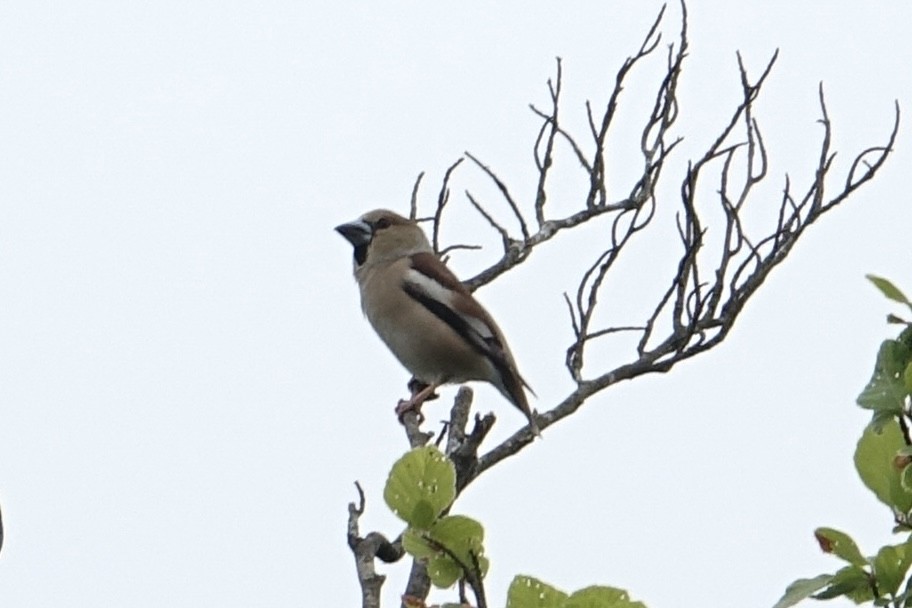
[500,370,542,439]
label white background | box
[1,1,911,607]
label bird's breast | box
[357,262,494,385]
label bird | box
[335,209,540,437]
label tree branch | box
[409,0,898,505]
[351,1,900,604]
[348,482,404,608]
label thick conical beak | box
[334,219,372,247]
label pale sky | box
[1,2,911,607]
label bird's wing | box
[402,252,509,362]
[404,252,537,433]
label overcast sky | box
[1,2,911,607]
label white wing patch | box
[403,269,496,342]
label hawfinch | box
[336,209,540,437]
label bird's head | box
[335,209,431,267]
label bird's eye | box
[375,217,391,229]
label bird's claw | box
[407,378,440,402]
[396,398,425,424]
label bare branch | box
[423,9,896,494]
[380,2,899,605]
[465,151,530,241]
[531,102,593,173]
[466,191,511,253]
[438,243,482,257]
[446,387,474,454]
[431,158,465,254]
[474,91,895,487]
[401,561,432,608]
[409,172,425,220]
[400,406,433,449]
[348,482,403,608]
[531,57,564,227]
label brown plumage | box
[335,209,540,436]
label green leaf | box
[857,341,910,414]
[403,515,487,590]
[383,446,456,528]
[772,574,834,608]
[565,585,646,608]
[855,421,912,513]
[813,565,874,602]
[880,340,912,378]
[905,362,912,393]
[858,374,907,415]
[902,465,912,493]
[475,554,490,579]
[431,515,485,564]
[402,528,436,559]
[871,410,899,433]
[507,576,569,608]
[873,542,912,597]
[427,554,462,588]
[867,275,912,311]
[814,528,868,567]
[432,513,485,541]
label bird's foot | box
[395,381,440,424]
[395,397,425,424]
[407,378,439,401]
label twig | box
[348,482,403,608]
[432,158,465,254]
[465,152,530,242]
[380,2,900,605]
[409,172,425,220]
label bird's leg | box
[396,381,440,421]
[407,377,439,401]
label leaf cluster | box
[507,576,646,608]
[775,277,912,608]
[384,446,487,590]
[384,447,645,607]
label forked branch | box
[347,2,900,606]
